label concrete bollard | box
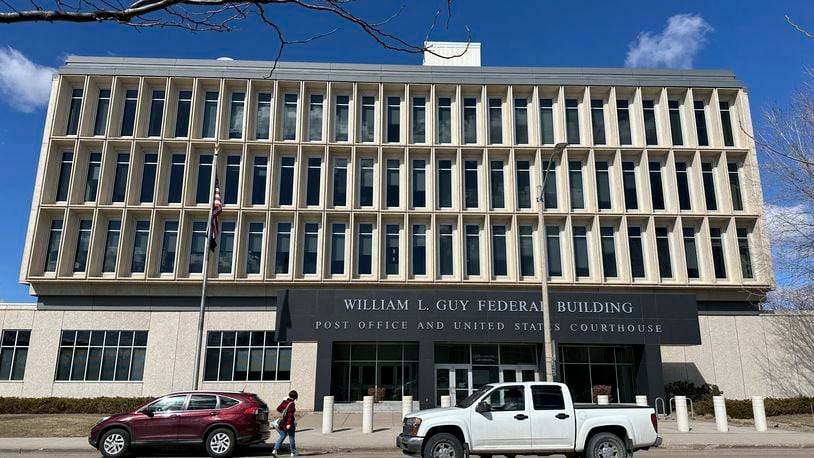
[635,395,648,407]
[362,396,374,434]
[713,396,728,432]
[752,396,767,432]
[597,395,609,405]
[440,395,451,408]
[402,396,413,419]
[675,395,690,432]
[321,396,334,434]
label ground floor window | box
[331,342,418,402]
[558,345,636,403]
[55,330,147,381]
[0,330,30,381]
[204,331,291,382]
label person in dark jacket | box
[272,390,298,457]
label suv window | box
[532,385,565,410]
[486,386,525,411]
[149,395,187,412]
[187,394,218,410]
[220,396,240,408]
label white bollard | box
[322,396,334,434]
[713,396,728,432]
[402,396,413,419]
[752,396,767,432]
[362,396,374,434]
[675,395,690,432]
[440,395,451,408]
[597,395,609,405]
[636,395,648,407]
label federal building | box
[4,44,799,410]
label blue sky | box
[1,0,812,302]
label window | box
[590,99,605,144]
[333,158,348,207]
[187,395,218,410]
[465,225,480,276]
[85,152,101,202]
[568,161,584,210]
[217,221,236,274]
[275,223,291,274]
[545,225,562,278]
[306,157,321,206]
[600,226,617,278]
[649,161,665,210]
[94,89,110,136]
[412,224,426,276]
[720,101,735,147]
[175,90,192,137]
[188,221,206,274]
[683,227,700,279]
[516,160,531,209]
[330,223,346,275]
[386,159,399,207]
[387,96,400,142]
[56,152,73,202]
[229,92,245,139]
[514,98,529,144]
[282,93,298,141]
[246,222,264,275]
[147,395,185,413]
[622,161,638,210]
[131,221,149,273]
[160,221,178,274]
[302,223,319,275]
[223,155,240,205]
[439,224,454,276]
[668,100,683,145]
[488,98,503,144]
[642,100,658,145]
[196,154,213,204]
[437,97,452,143]
[565,99,580,144]
[66,88,83,135]
[167,154,185,204]
[278,157,293,206]
[102,220,121,273]
[542,160,557,209]
[486,386,525,411]
[702,162,717,211]
[204,331,291,381]
[360,95,375,142]
[710,227,727,279]
[438,159,453,208]
[694,101,709,146]
[385,224,399,275]
[358,223,373,275]
[255,92,272,140]
[628,226,645,278]
[334,95,349,141]
[464,160,479,208]
[728,162,744,211]
[737,227,753,279]
[120,89,138,136]
[201,91,218,138]
[573,225,589,277]
[73,219,92,273]
[111,153,129,203]
[139,153,157,203]
[656,227,672,278]
[148,90,165,137]
[595,160,611,210]
[308,94,323,141]
[0,330,30,381]
[463,97,477,144]
[676,162,691,210]
[490,160,505,209]
[616,99,632,145]
[412,97,426,143]
[540,98,554,144]
[412,160,426,208]
[56,330,147,381]
[492,225,508,277]
[532,385,565,410]
[519,225,535,276]
[45,220,62,272]
[252,156,268,205]
[359,158,374,207]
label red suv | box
[89,391,270,458]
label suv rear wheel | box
[423,432,463,458]
[585,432,628,458]
[99,428,130,458]
[205,427,236,458]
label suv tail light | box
[244,407,258,416]
[650,413,658,433]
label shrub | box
[664,381,722,402]
[0,397,155,414]
[694,397,814,418]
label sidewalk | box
[2,413,814,454]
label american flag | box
[209,176,222,252]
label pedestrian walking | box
[272,390,298,457]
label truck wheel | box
[99,428,130,458]
[423,432,464,458]
[585,432,627,458]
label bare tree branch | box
[787,15,814,39]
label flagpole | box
[192,143,220,390]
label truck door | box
[469,385,532,451]
[529,384,576,450]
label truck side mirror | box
[475,401,490,413]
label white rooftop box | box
[423,41,481,67]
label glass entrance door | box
[435,365,471,406]
[500,365,539,383]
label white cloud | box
[625,14,713,69]
[764,202,812,246]
[0,47,56,113]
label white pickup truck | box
[396,382,661,458]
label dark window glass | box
[188,395,218,410]
[683,227,700,279]
[333,158,348,206]
[139,153,157,203]
[490,160,505,209]
[600,226,617,277]
[73,219,92,273]
[94,89,110,136]
[542,160,557,209]
[278,157,294,206]
[694,100,709,146]
[710,227,726,279]
[246,222,263,274]
[595,160,611,209]
[616,99,631,145]
[622,161,638,210]
[737,227,753,279]
[385,224,399,275]
[519,225,535,276]
[188,221,206,274]
[546,226,562,277]
[112,153,129,203]
[0,330,30,381]
[334,95,349,142]
[217,221,236,274]
[412,97,426,143]
[229,92,245,139]
[196,154,213,204]
[532,385,565,410]
[175,90,192,137]
[568,160,584,210]
[437,97,451,143]
[203,331,291,382]
[148,90,164,137]
[573,225,589,277]
[590,99,605,144]
[649,161,665,210]
[465,225,480,276]
[85,152,102,202]
[252,156,268,205]
[655,227,672,278]
[438,159,452,208]
[728,162,743,211]
[160,221,178,273]
[514,98,528,144]
[308,94,323,141]
[439,224,454,276]
[412,224,427,276]
[464,160,479,208]
[516,160,531,209]
[255,92,272,140]
[131,221,149,273]
[282,93,297,140]
[56,329,146,381]
[103,220,121,273]
[56,152,73,202]
[223,155,240,205]
[66,89,83,135]
[463,97,477,144]
[168,154,185,203]
[306,157,321,206]
[359,158,374,207]
[669,100,683,145]
[628,226,645,278]
[202,91,218,138]
[302,223,319,275]
[358,223,373,275]
[675,162,691,210]
[412,160,426,208]
[565,99,580,144]
[386,159,399,207]
[387,96,400,142]
[360,95,375,142]
[720,101,735,147]
[331,224,346,275]
[643,100,658,145]
[702,162,717,211]
[275,223,291,274]
[121,89,138,136]
[540,98,554,144]
[492,225,507,276]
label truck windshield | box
[456,385,493,408]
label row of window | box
[62,84,739,147]
[42,215,755,282]
[51,150,747,213]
